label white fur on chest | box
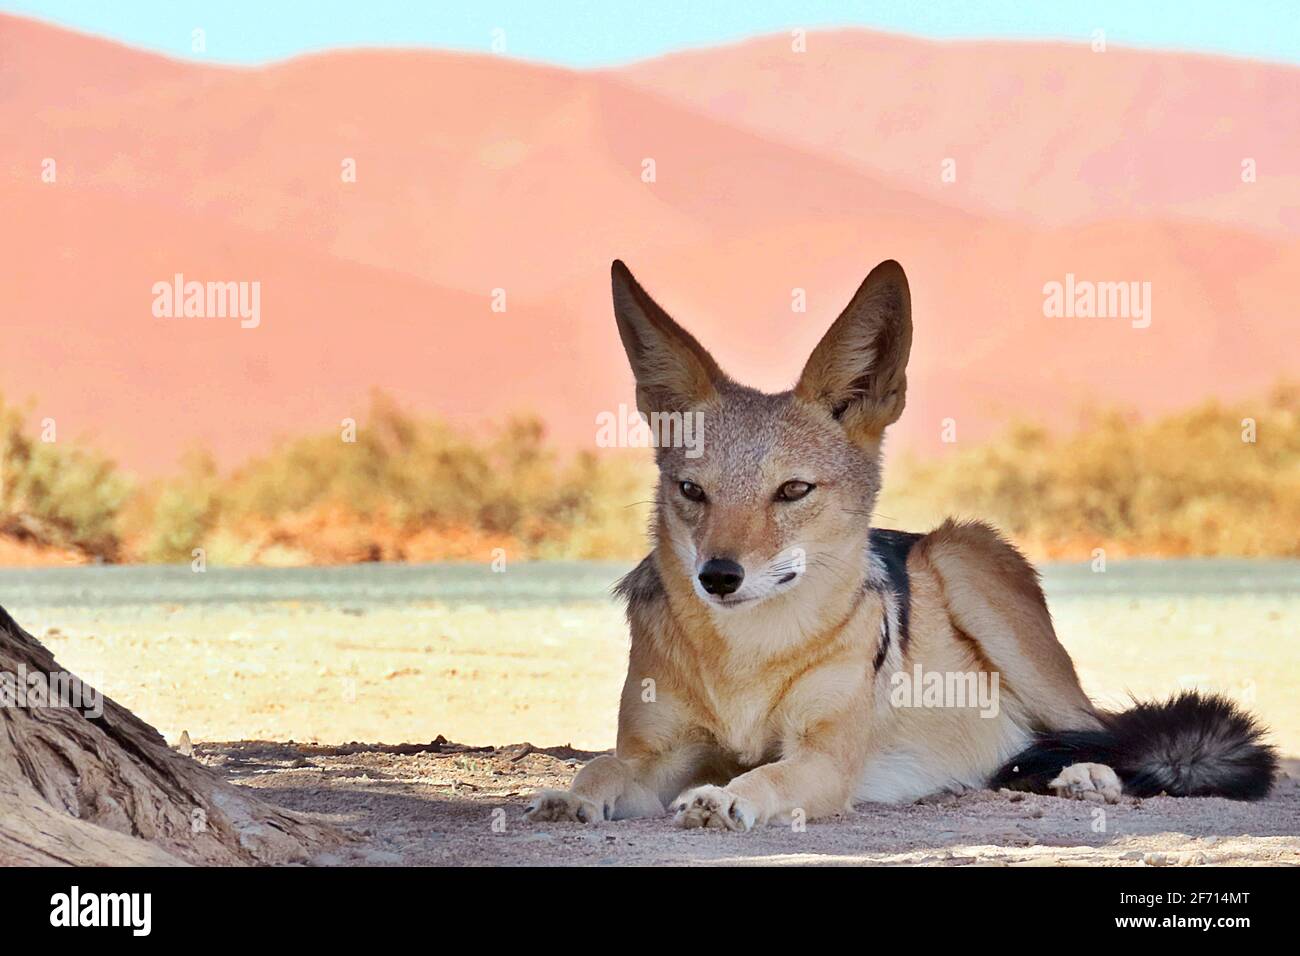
[701,573,882,766]
[700,677,778,766]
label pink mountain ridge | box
[2,14,1296,475]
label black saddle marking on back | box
[871,617,890,673]
[868,528,923,671]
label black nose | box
[698,558,745,596]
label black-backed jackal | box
[526,260,1275,830]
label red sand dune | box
[622,31,1300,235]
[1,15,1296,473]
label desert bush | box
[879,384,1300,557]
[212,393,653,562]
[140,451,222,562]
[0,396,131,559]
[3,387,1295,565]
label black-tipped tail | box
[991,691,1277,800]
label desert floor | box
[4,560,1298,865]
[198,741,1300,866]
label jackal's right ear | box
[795,260,913,443]
[611,260,725,415]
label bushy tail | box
[991,691,1277,800]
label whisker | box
[804,557,856,589]
[840,508,902,524]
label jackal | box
[525,260,1275,830]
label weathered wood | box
[0,605,343,865]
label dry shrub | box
[879,385,1300,557]
[0,396,131,560]
[3,387,1295,565]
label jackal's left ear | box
[611,260,726,416]
[795,260,912,442]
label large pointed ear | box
[794,260,912,443]
[611,260,726,416]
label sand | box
[13,588,1299,753]
[6,577,1299,865]
[203,741,1300,866]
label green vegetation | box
[0,397,132,559]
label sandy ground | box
[6,569,1299,865]
[200,741,1300,866]
[12,590,1300,754]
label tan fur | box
[525,260,1104,830]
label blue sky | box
[4,0,1297,66]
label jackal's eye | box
[679,480,706,503]
[776,480,814,502]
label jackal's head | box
[611,259,912,615]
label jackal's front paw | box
[672,785,758,832]
[1049,762,1123,804]
[523,789,605,823]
